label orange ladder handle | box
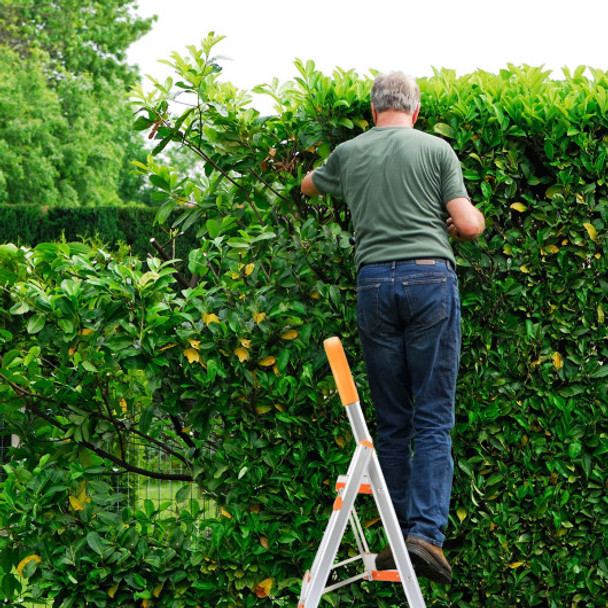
[323,337,359,406]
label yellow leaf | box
[260,536,269,549]
[119,398,127,412]
[17,555,42,577]
[508,561,525,569]
[259,356,276,367]
[280,329,299,340]
[510,202,527,212]
[520,264,530,273]
[68,346,76,356]
[543,245,559,254]
[456,507,467,523]
[598,304,605,324]
[583,222,598,242]
[253,311,266,324]
[108,583,119,598]
[153,581,165,598]
[255,405,272,415]
[274,403,285,412]
[76,482,90,505]
[79,328,94,336]
[69,495,85,511]
[159,343,177,351]
[203,313,220,325]
[234,347,249,362]
[254,578,274,598]
[310,291,321,300]
[183,348,201,364]
[142,599,150,608]
[221,508,232,518]
[230,272,240,279]
[552,352,563,371]
[245,263,255,276]
[363,516,381,528]
[335,436,346,448]
[188,339,200,350]
[239,338,251,348]
[273,363,279,377]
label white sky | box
[128,0,607,109]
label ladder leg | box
[368,452,426,608]
[298,442,373,608]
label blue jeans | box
[356,259,461,547]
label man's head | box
[371,72,420,116]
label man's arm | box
[446,197,485,241]
[301,171,321,196]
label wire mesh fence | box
[112,439,216,518]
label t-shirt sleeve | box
[311,148,344,199]
[440,144,470,204]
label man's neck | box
[374,110,415,128]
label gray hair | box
[371,72,420,114]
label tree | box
[0,0,155,206]
[0,0,153,83]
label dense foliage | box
[0,205,200,260]
[1,34,607,607]
[0,0,154,206]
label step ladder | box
[297,337,426,608]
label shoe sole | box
[406,543,452,584]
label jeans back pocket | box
[401,277,447,325]
[356,283,381,334]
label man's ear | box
[412,103,420,125]
[371,103,378,125]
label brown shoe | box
[406,537,452,584]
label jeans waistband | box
[360,258,455,271]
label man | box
[301,72,485,584]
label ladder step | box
[336,474,372,494]
[370,569,401,582]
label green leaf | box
[590,366,608,378]
[433,122,456,138]
[85,532,106,557]
[27,314,46,334]
[175,484,192,503]
[206,219,220,238]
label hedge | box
[1,42,607,608]
[0,204,200,260]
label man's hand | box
[446,216,462,240]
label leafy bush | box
[1,35,607,607]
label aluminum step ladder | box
[297,337,427,608]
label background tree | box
[0,0,155,206]
[0,0,152,82]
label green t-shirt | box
[311,126,469,269]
